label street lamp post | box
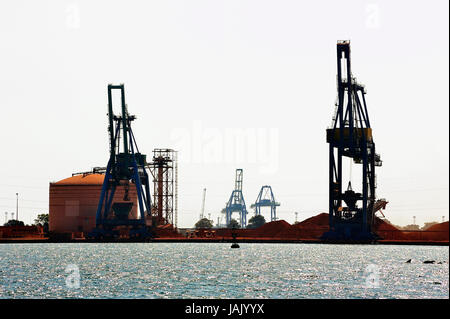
[16,193,19,221]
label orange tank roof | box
[53,173,105,185]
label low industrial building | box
[49,173,137,235]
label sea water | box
[0,243,448,299]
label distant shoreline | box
[0,238,448,246]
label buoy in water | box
[230,228,239,248]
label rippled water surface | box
[0,243,448,298]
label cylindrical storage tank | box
[49,174,138,234]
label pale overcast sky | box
[0,0,448,228]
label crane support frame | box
[322,41,382,241]
[88,84,153,240]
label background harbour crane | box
[225,169,248,227]
[251,185,280,222]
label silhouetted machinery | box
[88,84,153,239]
[149,148,176,226]
[322,41,383,241]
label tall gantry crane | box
[251,185,280,222]
[225,169,248,227]
[323,41,382,241]
[88,84,153,239]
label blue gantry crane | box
[88,84,153,240]
[322,41,382,241]
[225,169,248,227]
[251,185,280,222]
